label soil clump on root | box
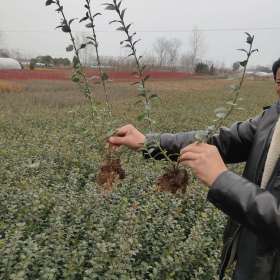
[156,167,189,194]
[97,147,125,192]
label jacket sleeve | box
[144,114,262,163]
[208,170,280,247]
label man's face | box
[276,68,280,97]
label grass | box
[0,77,277,279]
[0,80,24,94]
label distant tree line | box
[0,27,272,75]
[29,55,71,69]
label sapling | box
[148,33,257,194]
[81,0,112,116]
[168,32,257,192]
[78,0,125,190]
[104,0,159,133]
[104,0,189,194]
[195,32,258,142]
[45,0,97,123]
[159,32,258,193]
[45,0,125,190]
[104,1,258,194]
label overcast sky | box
[1,0,279,67]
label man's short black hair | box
[272,58,280,81]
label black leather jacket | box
[145,101,280,280]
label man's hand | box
[108,124,145,151]
[179,143,228,187]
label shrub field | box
[0,77,276,279]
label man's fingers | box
[180,143,205,155]
[179,152,200,162]
[114,126,129,137]
[108,136,125,146]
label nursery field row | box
[0,69,192,82]
[0,78,276,279]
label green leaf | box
[137,113,146,121]
[86,23,94,28]
[86,36,95,41]
[92,13,102,18]
[144,103,151,111]
[245,32,254,44]
[69,18,77,26]
[121,9,127,19]
[66,45,74,52]
[149,94,160,100]
[117,26,126,32]
[117,1,122,10]
[45,0,55,6]
[72,75,80,83]
[103,4,116,10]
[239,60,248,67]
[214,107,227,119]
[79,16,89,23]
[226,101,237,107]
[133,39,141,47]
[137,84,145,92]
[79,44,87,49]
[61,24,71,33]
[109,20,119,25]
[101,72,109,81]
[138,92,146,98]
[237,48,248,54]
[73,56,80,68]
[251,49,259,54]
[229,84,240,92]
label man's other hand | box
[179,143,228,187]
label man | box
[108,59,280,280]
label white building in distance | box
[0,58,22,70]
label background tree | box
[166,38,182,71]
[189,27,206,72]
[0,31,3,45]
[153,37,169,68]
[0,49,10,58]
[180,53,193,72]
[153,37,182,70]
[0,32,9,58]
[195,62,210,74]
[255,65,271,73]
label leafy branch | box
[104,0,158,132]
[81,0,112,117]
[195,32,258,142]
[45,0,97,122]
